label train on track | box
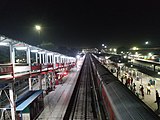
[90,54,160,120]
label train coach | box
[90,54,160,120]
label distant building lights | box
[132,47,139,50]
[151,56,155,59]
[148,53,152,56]
[123,55,127,58]
[113,48,117,52]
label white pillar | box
[53,56,56,68]
[49,55,52,63]
[38,75,42,89]
[10,44,15,64]
[10,44,15,77]
[39,54,42,64]
[35,53,38,63]
[42,54,45,63]
[9,83,16,120]
[51,72,55,90]
[45,74,48,89]
[27,47,31,66]
[45,53,48,63]
[29,78,32,90]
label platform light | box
[38,51,45,54]
[76,55,80,59]
[31,50,38,53]
[0,42,8,46]
[47,53,53,55]
[15,47,27,50]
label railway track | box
[64,56,97,120]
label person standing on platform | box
[140,85,144,99]
[133,83,136,93]
[155,90,160,110]
[130,77,133,85]
[146,83,151,95]
[121,76,124,84]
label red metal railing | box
[31,64,41,71]
[0,64,13,75]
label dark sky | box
[1,0,160,49]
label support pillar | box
[39,54,42,64]
[29,77,32,90]
[45,74,48,90]
[42,54,45,64]
[9,83,16,120]
[51,72,55,90]
[38,75,42,89]
[35,53,38,63]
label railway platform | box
[107,64,160,116]
[37,58,84,120]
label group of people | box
[121,74,138,95]
[120,72,160,110]
[121,74,133,86]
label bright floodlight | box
[148,53,152,56]
[35,25,41,31]
[15,47,27,50]
[113,48,117,52]
[0,42,8,46]
[76,55,80,59]
[102,44,104,47]
[145,41,149,45]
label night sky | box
[1,0,160,49]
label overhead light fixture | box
[0,42,9,46]
[15,47,27,50]
[31,50,38,53]
[47,53,53,55]
[38,51,45,54]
